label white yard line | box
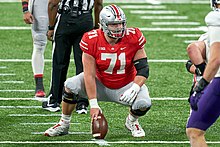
[2,140,220,144]
[0,97,188,101]
[32,132,91,135]
[173,34,201,37]
[0,59,187,62]
[0,66,7,69]
[0,90,34,92]
[140,27,207,32]
[0,81,24,84]
[0,27,207,32]
[0,27,30,30]
[0,73,15,76]
[120,5,166,9]
[20,122,81,125]
[130,10,178,14]
[140,16,188,19]
[184,40,197,43]
[152,22,200,25]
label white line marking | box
[32,132,91,135]
[184,40,197,44]
[140,27,207,32]
[0,59,187,63]
[8,114,61,116]
[0,140,220,144]
[0,90,34,92]
[0,27,30,30]
[0,106,41,109]
[140,16,188,19]
[20,122,81,125]
[0,81,24,84]
[120,5,166,9]
[152,22,200,25]
[0,97,188,101]
[173,34,201,37]
[191,1,209,4]
[92,139,110,146]
[0,0,19,2]
[0,98,34,100]
[149,59,187,62]
[130,10,178,14]
[0,66,7,69]
[0,73,15,76]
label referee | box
[42,0,103,112]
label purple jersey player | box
[186,1,220,147]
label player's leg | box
[72,35,89,114]
[31,0,48,99]
[186,78,220,147]
[102,82,151,137]
[45,73,87,136]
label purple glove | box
[188,78,209,111]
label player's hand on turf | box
[120,83,140,105]
[188,77,209,111]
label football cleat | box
[44,121,69,137]
[34,90,47,102]
[76,102,88,114]
[42,101,60,112]
[125,116,145,137]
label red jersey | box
[80,28,146,89]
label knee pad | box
[62,90,77,104]
[130,106,151,116]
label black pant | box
[49,12,93,104]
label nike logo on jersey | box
[120,47,126,50]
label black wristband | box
[48,25,55,30]
[194,77,209,92]
[185,60,193,73]
[22,1,28,13]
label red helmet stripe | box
[110,4,121,20]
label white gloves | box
[120,83,140,105]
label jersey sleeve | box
[134,28,146,49]
[80,32,96,57]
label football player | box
[186,1,220,146]
[185,33,208,96]
[44,4,152,138]
[21,0,48,100]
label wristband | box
[48,25,55,30]
[22,1,28,13]
[89,98,99,108]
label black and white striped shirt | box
[60,0,94,11]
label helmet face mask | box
[100,4,126,39]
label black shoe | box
[42,101,60,112]
[76,102,88,114]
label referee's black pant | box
[49,12,93,104]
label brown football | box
[91,112,108,139]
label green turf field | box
[0,1,219,147]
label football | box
[91,112,108,139]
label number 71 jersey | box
[80,28,146,89]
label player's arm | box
[120,48,149,105]
[21,0,33,24]
[94,0,103,29]
[203,42,220,82]
[133,48,148,87]
[47,0,60,41]
[82,52,100,119]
